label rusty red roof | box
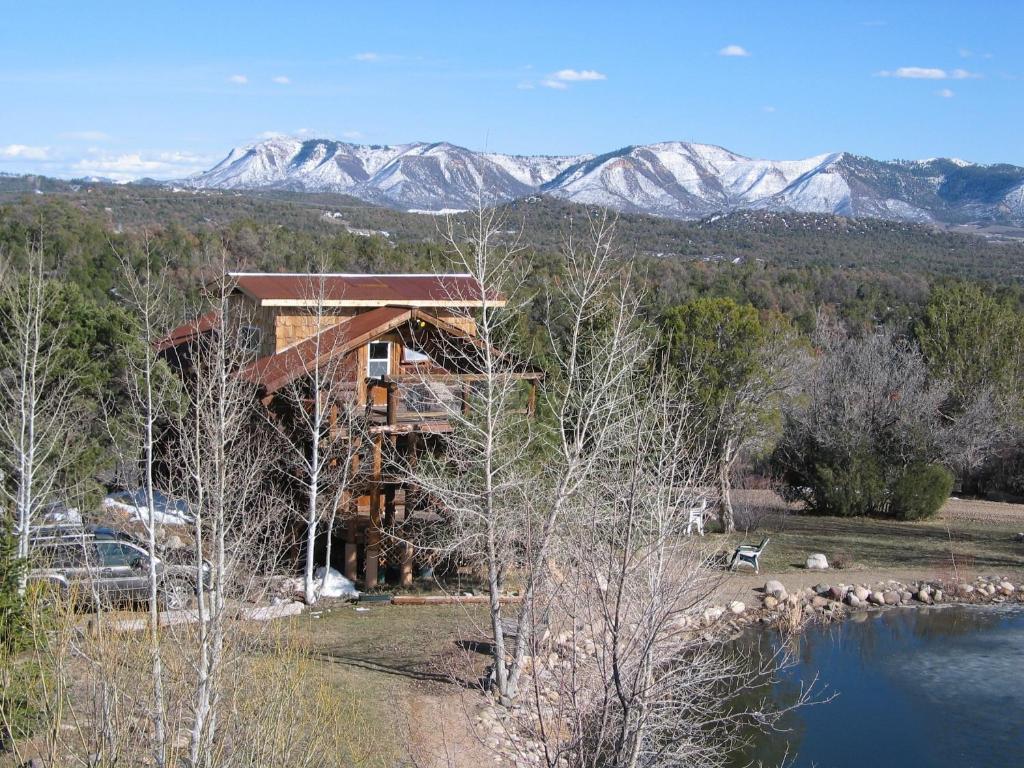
[227,272,504,307]
[154,310,219,352]
[240,306,414,393]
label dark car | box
[27,524,210,610]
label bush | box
[809,453,887,517]
[890,463,954,520]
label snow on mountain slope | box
[185,137,1024,225]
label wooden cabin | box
[157,272,539,588]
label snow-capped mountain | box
[185,137,1024,225]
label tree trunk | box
[717,446,736,534]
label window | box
[95,541,143,568]
[238,325,262,354]
[403,345,430,364]
[367,342,391,379]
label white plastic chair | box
[684,500,708,536]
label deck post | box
[386,381,399,427]
[365,434,384,589]
[344,518,358,581]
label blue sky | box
[1,1,1021,180]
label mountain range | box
[185,137,1024,226]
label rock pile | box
[755,574,1024,621]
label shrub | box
[890,463,954,520]
[809,453,887,517]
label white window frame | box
[402,344,430,364]
[367,341,391,379]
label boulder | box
[900,591,914,604]
[703,606,724,623]
[915,589,932,604]
[853,586,871,602]
[806,553,829,571]
[763,596,779,610]
[810,596,830,609]
[846,593,862,608]
[933,589,944,602]
[827,585,846,602]
[999,581,1016,595]
[883,591,900,606]
[729,601,746,615]
[956,583,974,596]
[868,591,885,605]
[813,583,831,595]
[764,580,788,600]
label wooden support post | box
[382,485,396,582]
[364,525,380,589]
[344,517,358,582]
[365,434,384,589]
[386,381,399,427]
[527,379,537,418]
[461,384,471,416]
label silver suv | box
[27,525,210,610]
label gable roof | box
[154,310,219,353]
[240,306,416,394]
[227,272,504,308]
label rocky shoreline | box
[711,573,1024,634]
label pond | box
[733,605,1024,768]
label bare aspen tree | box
[411,209,653,704]
[260,267,368,604]
[519,368,810,768]
[407,201,535,702]
[0,245,79,596]
[170,265,284,765]
[108,240,179,768]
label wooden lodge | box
[156,272,539,589]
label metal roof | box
[153,310,219,352]
[227,272,504,307]
[239,306,412,393]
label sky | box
[1,1,1022,181]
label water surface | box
[735,605,1024,768]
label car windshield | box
[95,541,143,567]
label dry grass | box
[723,491,1024,580]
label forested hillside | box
[1,178,1023,331]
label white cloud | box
[72,150,214,181]
[353,52,380,62]
[877,67,946,79]
[876,67,980,80]
[0,144,50,160]
[762,105,777,113]
[271,75,291,84]
[60,130,110,141]
[228,74,248,84]
[718,44,751,57]
[538,68,607,90]
[552,68,606,82]
[937,88,955,98]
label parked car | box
[27,524,210,610]
[101,488,193,526]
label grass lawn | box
[280,602,494,766]
[721,492,1024,581]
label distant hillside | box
[182,136,1024,227]
[2,175,1023,285]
